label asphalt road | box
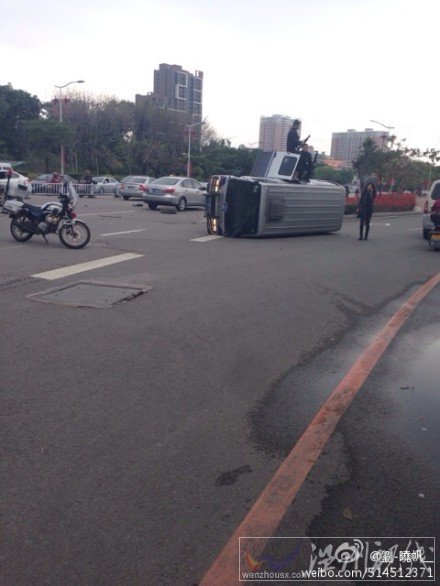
[1,196,438,585]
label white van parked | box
[422,180,440,239]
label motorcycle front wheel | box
[59,221,91,249]
[10,216,34,242]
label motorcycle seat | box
[23,203,43,212]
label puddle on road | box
[391,335,440,464]
[410,339,440,395]
[396,336,439,402]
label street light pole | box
[186,120,205,178]
[369,119,395,148]
[370,119,395,194]
[55,80,85,175]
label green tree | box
[313,165,354,185]
[352,138,385,185]
[0,84,41,159]
[134,101,187,173]
[353,137,440,192]
[57,94,136,175]
[21,118,73,173]
[190,141,257,179]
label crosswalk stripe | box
[101,229,145,236]
[31,253,144,281]
[190,235,223,242]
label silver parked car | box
[119,176,154,200]
[143,176,207,211]
[92,176,120,195]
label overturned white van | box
[205,151,346,238]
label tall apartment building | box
[259,115,301,152]
[331,128,388,163]
[137,63,203,122]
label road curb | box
[344,210,422,221]
[200,272,440,586]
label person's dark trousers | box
[296,167,311,182]
[359,214,372,240]
[295,166,304,181]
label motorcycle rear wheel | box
[59,221,91,249]
[10,216,34,242]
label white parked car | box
[143,176,207,211]
[92,176,120,195]
[0,164,30,200]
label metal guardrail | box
[30,182,99,196]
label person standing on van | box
[295,144,314,182]
[357,182,376,240]
[286,119,301,153]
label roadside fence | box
[30,182,100,197]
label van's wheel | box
[207,217,218,234]
[423,229,431,240]
[148,203,158,210]
[176,198,187,211]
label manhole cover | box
[27,281,151,308]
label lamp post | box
[55,80,85,175]
[186,120,205,178]
[370,119,395,194]
[369,119,395,149]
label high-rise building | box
[331,128,388,163]
[259,115,301,152]
[137,63,203,122]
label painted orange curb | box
[200,272,440,586]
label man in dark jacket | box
[286,119,301,153]
[295,144,313,182]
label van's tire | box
[423,229,431,240]
[148,203,158,210]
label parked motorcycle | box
[4,183,91,249]
[428,228,440,250]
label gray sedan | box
[119,176,154,200]
[143,176,206,211]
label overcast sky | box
[2,0,439,154]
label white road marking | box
[31,253,144,281]
[80,211,135,217]
[190,235,223,242]
[408,228,420,231]
[101,229,146,236]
